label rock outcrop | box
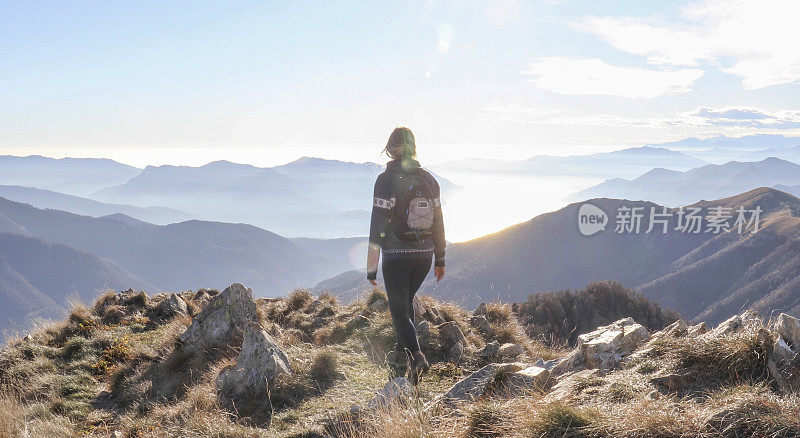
[179,283,259,357]
[156,293,188,317]
[554,318,650,374]
[216,323,291,411]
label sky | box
[3,0,800,168]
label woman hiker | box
[366,127,446,385]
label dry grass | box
[5,285,800,438]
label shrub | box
[516,281,679,347]
[286,289,313,312]
[465,402,510,438]
[309,349,339,385]
[526,402,595,438]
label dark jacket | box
[367,159,445,280]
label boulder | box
[711,315,742,336]
[365,377,413,411]
[687,322,708,337]
[507,366,552,394]
[474,303,487,316]
[425,308,446,325]
[550,349,584,376]
[449,342,465,359]
[157,293,188,317]
[544,369,605,402]
[498,343,524,358]
[478,340,501,357]
[438,321,467,350]
[772,335,795,363]
[469,315,491,333]
[577,318,650,369]
[179,283,258,356]
[439,363,505,405]
[776,313,800,350]
[416,320,431,338]
[533,357,563,370]
[659,320,688,338]
[216,323,291,411]
[346,313,370,331]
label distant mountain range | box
[650,134,800,151]
[0,195,355,299]
[316,188,800,325]
[90,157,456,238]
[0,155,140,196]
[0,185,193,225]
[573,157,800,206]
[0,232,152,334]
[433,146,707,179]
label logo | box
[578,203,608,236]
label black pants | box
[382,255,432,355]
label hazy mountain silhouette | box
[574,158,800,206]
[650,134,800,151]
[91,157,456,238]
[289,236,367,274]
[0,232,152,334]
[0,197,344,297]
[316,188,800,325]
[0,155,140,196]
[434,146,707,179]
[0,185,193,225]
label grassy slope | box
[1,286,799,437]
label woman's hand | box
[369,279,378,286]
[435,266,445,282]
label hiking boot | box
[409,350,430,385]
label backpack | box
[389,169,436,241]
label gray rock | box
[449,342,465,359]
[712,315,742,336]
[507,366,552,394]
[438,321,467,349]
[550,349,584,376]
[531,357,562,371]
[478,340,501,357]
[687,322,708,337]
[440,363,503,405]
[365,377,413,411]
[544,369,604,402]
[416,320,431,338]
[577,318,650,369]
[216,323,291,409]
[474,303,487,316]
[180,283,258,356]
[425,308,446,325]
[660,320,688,338]
[158,293,188,317]
[469,315,491,333]
[498,343,524,358]
[773,335,795,363]
[776,313,800,350]
[346,313,370,331]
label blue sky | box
[2,0,800,167]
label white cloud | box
[483,103,800,131]
[523,57,704,99]
[685,106,800,128]
[437,23,454,54]
[577,0,800,89]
